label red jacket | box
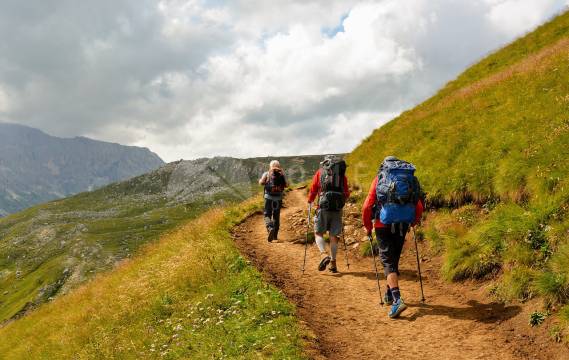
[362,176,424,232]
[308,169,350,205]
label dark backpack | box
[319,158,347,211]
[265,169,286,196]
[375,158,421,225]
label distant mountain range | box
[0,123,165,216]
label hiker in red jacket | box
[362,156,424,318]
[308,155,350,273]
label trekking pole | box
[412,226,426,303]
[302,203,312,274]
[341,219,350,269]
[367,232,384,306]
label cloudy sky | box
[0,0,567,161]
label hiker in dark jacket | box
[308,155,350,273]
[362,156,424,318]
[259,160,288,242]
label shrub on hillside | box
[535,244,569,305]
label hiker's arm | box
[413,199,424,226]
[343,176,350,199]
[362,177,378,234]
[259,172,267,185]
[307,170,320,203]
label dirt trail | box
[233,189,564,359]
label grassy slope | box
[0,156,322,323]
[0,163,211,322]
[0,199,307,359]
[347,11,569,336]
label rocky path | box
[233,189,566,359]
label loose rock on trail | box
[233,189,568,359]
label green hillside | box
[347,10,569,334]
[0,200,307,359]
[0,155,322,323]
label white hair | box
[270,160,281,170]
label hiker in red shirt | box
[308,155,350,273]
[362,156,424,318]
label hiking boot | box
[267,227,275,242]
[388,299,408,319]
[318,255,331,271]
[384,290,394,306]
[329,260,338,273]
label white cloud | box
[1,0,567,161]
[484,0,567,36]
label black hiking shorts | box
[375,224,408,277]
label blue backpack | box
[375,157,421,226]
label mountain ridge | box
[0,122,165,215]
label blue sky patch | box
[322,13,348,38]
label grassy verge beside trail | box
[0,199,307,359]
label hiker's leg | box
[264,199,274,230]
[314,209,327,254]
[385,225,406,301]
[326,210,342,272]
[273,200,281,238]
[376,228,393,277]
[315,232,326,253]
[377,227,397,296]
[329,235,338,261]
[387,272,399,289]
[328,210,342,261]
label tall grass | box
[0,200,307,359]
